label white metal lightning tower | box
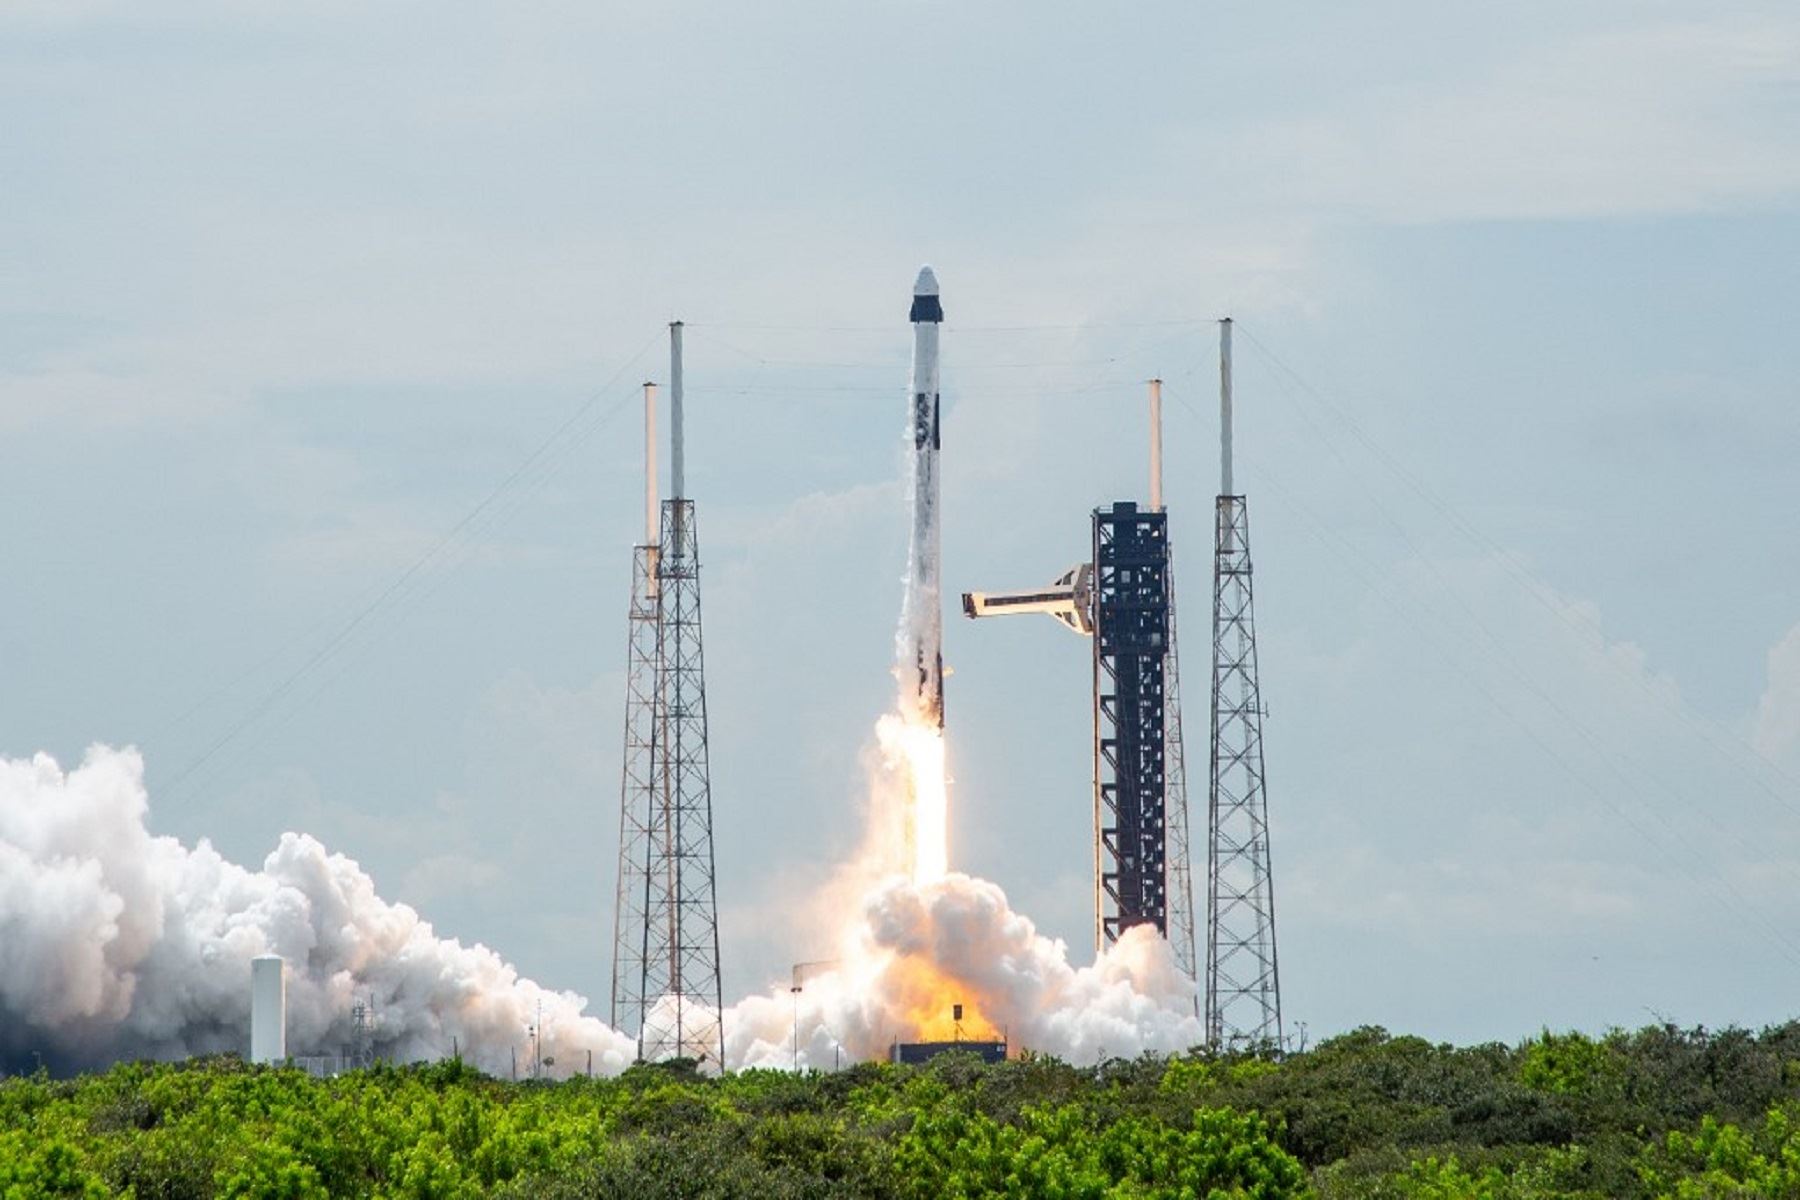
[609,322,725,1067]
[610,380,661,1050]
[1205,317,1283,1049]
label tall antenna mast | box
[670,321,685,500]
[1205,316,1282,1049]
[644,382,659,545]
[1148,377,1165,513]
[1219,319,1234,497]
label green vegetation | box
[5,1023,1800,1197]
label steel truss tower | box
[1205,318,1282,1049]
[637,495,724,1063]
[609,326,725,1067]
[610,393,661,1051]
[1092,501,1171,949]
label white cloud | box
[1167,16,1800,226]
[1753,622,1800,765]
[1268,547,1800,1029]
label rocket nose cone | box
[910,265,944,323]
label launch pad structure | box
[962,321,1282,1048]
[601,285,1278,1064]
[609,322,726,1067]
[962,392,1198,982]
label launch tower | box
[610,322,726,1066]
[1205,318,1282,1049]
[961,382,1198,977]
[1092,501,1171,945]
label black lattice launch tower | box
[1092,501,1170,946]
[1206,317,1282,1049]
[610,322,725,1066]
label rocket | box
[904,265,945,729]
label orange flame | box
[863,706,997,1047]
[886,952,1001,1043]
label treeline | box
[4,1023,1800,1197]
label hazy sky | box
[5,1,1800,1049]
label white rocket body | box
[904,266,945,729]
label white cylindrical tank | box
[250,955,286,1064]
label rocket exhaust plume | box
[723,872,1204,1069]
[0,744,1201,1075]
[0,746,636,1077]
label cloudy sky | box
[5,0,1799,1048]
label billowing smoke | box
[0,745,635,1077]
[725,872,1203,1069]
[721,693,1204,1068]
[2,743,1202,1076]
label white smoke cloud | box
[1753,621,1800,766]
[724,872,1203,1070]
[1,745,1202,1076]
[0,745,635,1076]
